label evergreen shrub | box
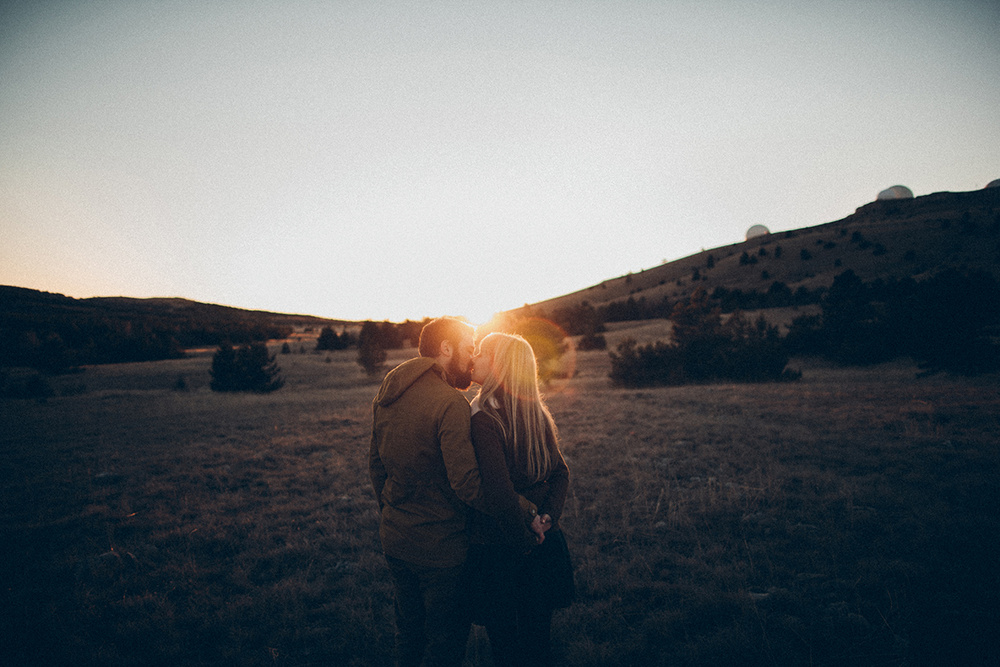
[210,342,285,393]
[609,290,795,387]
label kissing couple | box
[370,317,573,667]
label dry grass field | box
[2,335,999,666]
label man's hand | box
[530,514,552,544]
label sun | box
[458,301,511,330]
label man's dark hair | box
[418,317,474,358]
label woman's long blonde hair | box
[474,332,558,483]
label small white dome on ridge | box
[877,185,914,200]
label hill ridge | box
[520,187,1000,316]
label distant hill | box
[519,187,1000,316]
[1,288,346,324]
[0,287,352,332]
[0,287,351,370]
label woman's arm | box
[538,432,570,524]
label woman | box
[467,332,571,667]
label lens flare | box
[475,316,577,397]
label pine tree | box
[210,341,285,392]
[316,326,341,351]
[356,322,387,376]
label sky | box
[2,0,998,323]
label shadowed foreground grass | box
[2,347,998,665]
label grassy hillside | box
[522,187,1000,316]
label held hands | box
[530,514,553,545]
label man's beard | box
[446,355,472,390]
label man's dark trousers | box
[385,555,470,667]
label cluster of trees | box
[2,318,190,373]
[543,279,828,339]
[548,294,674,335]
[606,268,999,386]
[1,288,294,373]
[208,319,429,392]
[209,342,285,393]
[786,269,1000,374]
[543,295,682,353]
[545,302,606,351]
[711,282,824,312]
[315,326,355,351]
[339,320,428,376]
[609,290,794,387]
[597,294,675,323]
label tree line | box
[6,264,996,393]
[0,287,297,373]
[536,268,1000,387]
[1,312,293,374]
[784,268,1000,375]
[607,290,795,387]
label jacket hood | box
[374,356,443,407]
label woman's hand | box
[530,514,552,544]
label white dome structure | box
[986,179,1000,189]
[745,224,770,240]
[877,185,914,200]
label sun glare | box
[462,306,505,331]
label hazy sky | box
[2,1,998,323]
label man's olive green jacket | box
[370,357,535,567]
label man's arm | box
[439,399,537,523]
[369,404,386,510]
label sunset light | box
[4,4,999,660]
[2,1,998,321]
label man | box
[370,317,538,667]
